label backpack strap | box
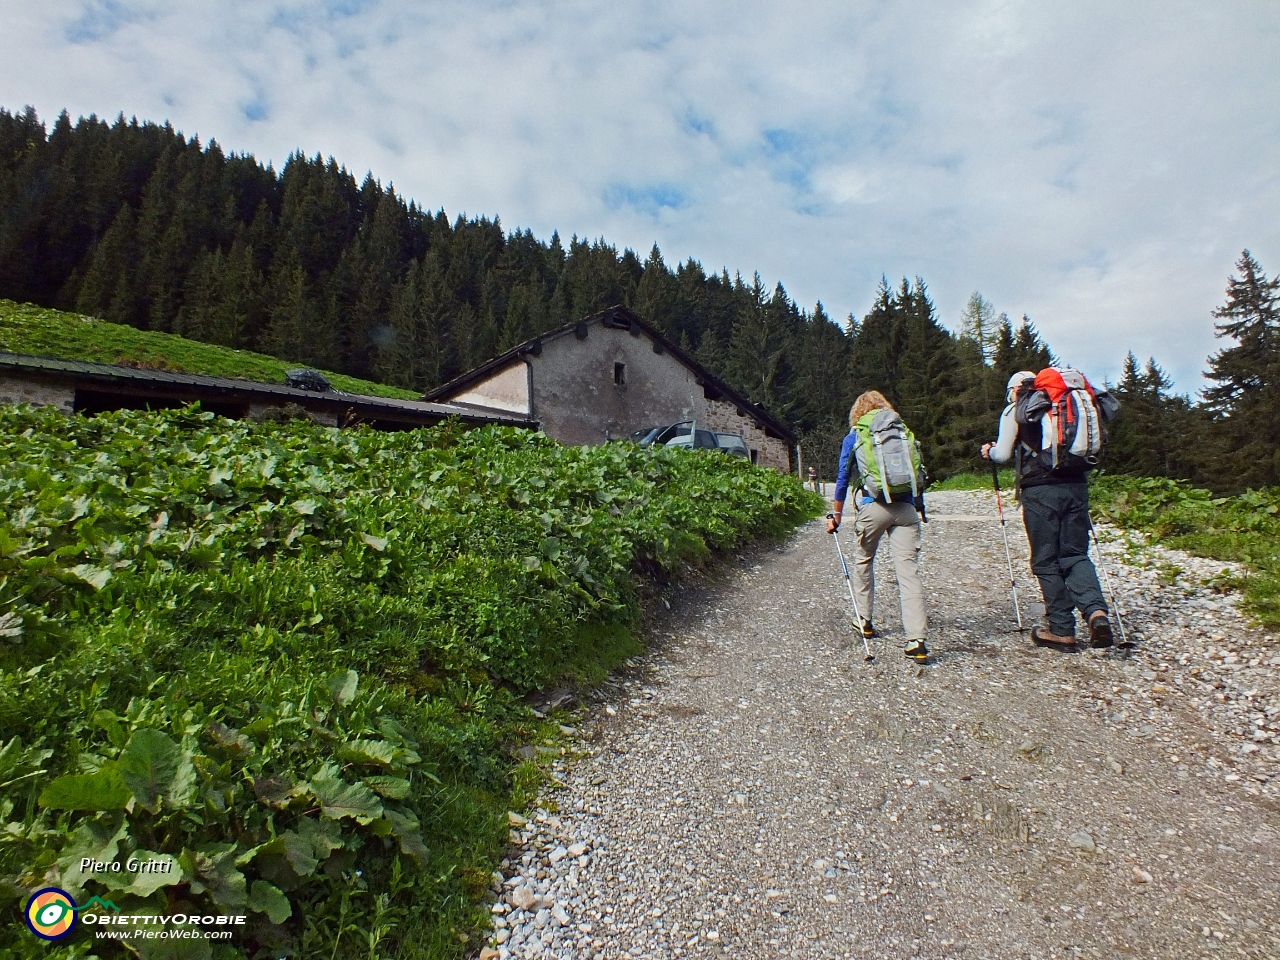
[872,431,892,504]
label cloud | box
[3,0,1278,391]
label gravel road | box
[485,490,1280,960]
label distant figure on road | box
[826,391,930,661]
[983,369,1118,650]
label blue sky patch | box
[603,183,689,216]
[66,0,139,43]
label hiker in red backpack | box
[982,368,1120,650]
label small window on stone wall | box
[750,449,759,465]
[614,362,626,386]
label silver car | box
[714,433,750,458]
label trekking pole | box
[827,516,875,662]
[990,463,1025,632]
[1088,514,1130,647]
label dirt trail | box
[489,490,1280,960]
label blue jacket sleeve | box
[833,433,858,504]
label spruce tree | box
[1202,250,1280,489]
[74,205,140,325]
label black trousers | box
[1020,483,1107,635]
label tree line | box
[0,108,1274,491]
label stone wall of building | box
[0,373,75,413]
[527,323,793,471]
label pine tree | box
[74,204,140,325]
[993,315,1054,385]
[633,245,681,337]
[725,274,789,409]
[789,303,854,479]
[1202,250,1280,489]
[260,256,330,365]
[959,292,1002,365]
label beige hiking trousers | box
[850,499,927,641]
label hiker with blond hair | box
[826,391,930,661]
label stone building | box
[422,306,799,472]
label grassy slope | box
[1090,475,1280,628]
[0,299,418,400]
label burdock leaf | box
[69,564,112,590]
[308,774,383,824]
[252,773,300,809]
[181,844,247,909]
[384,808,429,866]
[296,816,344,859]
[39,767,130,811]
[206,722,253,758]
[362,775,411,800]
[118,729,183,814]
[248,880,292,923]
[101,851,183,897]
[337,739,398,768]
[244,830,318,878]
[359,532,388,551]
[325,669,359,706]
[57,815,129,894]
[0,611,22,640]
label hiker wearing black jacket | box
[982,371,1114,650]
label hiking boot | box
[1088,611,1113,649]
[904,639,929,662]
[859,619,877,639]
[1031,626,1077,650]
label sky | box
[3,0,1278,392]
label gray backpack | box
[852,409,924,502]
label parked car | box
[637,421,698,447]
[714,433,750,458]
[665,428,720,450]
[636,421,753,458]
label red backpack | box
[1016,367,1118,471]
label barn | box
[422,305,799,472]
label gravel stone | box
[1068,831,1096,853]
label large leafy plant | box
[0,406,819,957]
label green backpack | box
[852,409,925,503]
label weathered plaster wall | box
[453,362,531,415]
[0,373,74,413]
[529,325,792,471]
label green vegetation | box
[0,406,820,958]
[1091,476,1280,626]
[0,299,418,399]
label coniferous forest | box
[2,107,1276,491]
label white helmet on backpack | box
[1007,371,1035,403]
